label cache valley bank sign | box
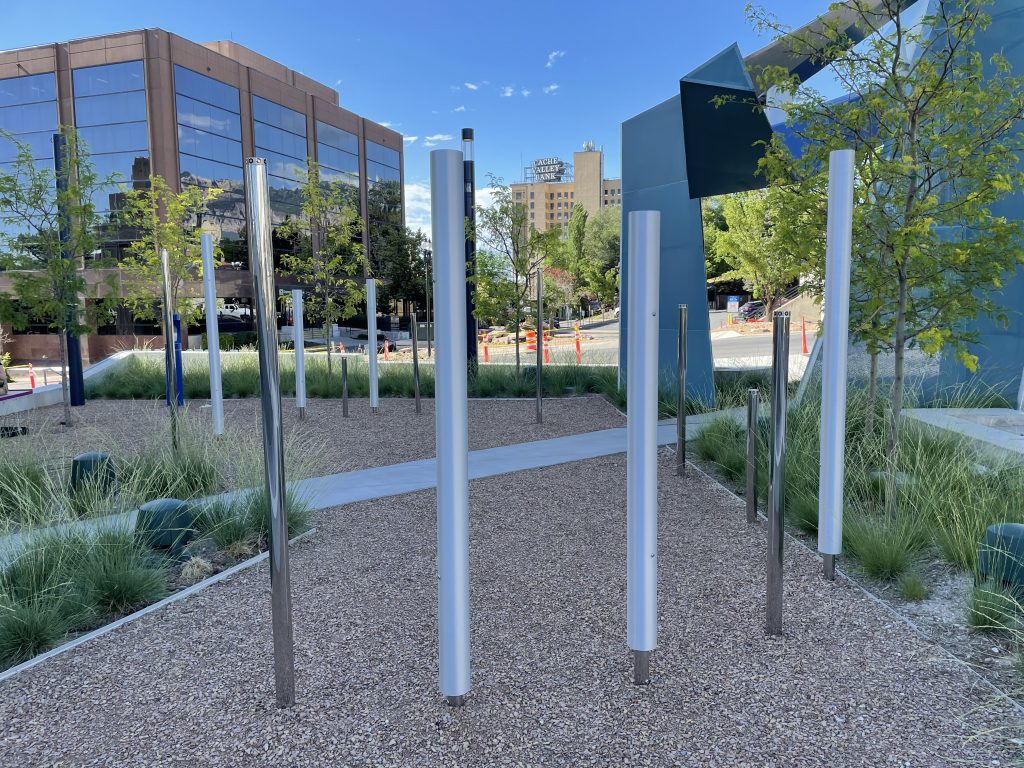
[533,157,566,182]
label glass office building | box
[0,28,404,362]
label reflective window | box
[0,100,59,135]
[0,131,54,164]
[73,61,150,228]
[252,96,307,136]
[173,66,239,113]
[253,96,307,224]
[366,160,400,185]
[175,69,244,241]
[317,121,358,155]
[0,73,56,108]
[74,91,147,127]
[175,94,241,140]
[317,142,359,175]
[73,61,145,98]
[365,139,400,170]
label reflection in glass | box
[72,61,144,98]
[175,94,241,140]
[0,72,56,108]
[173,66,240,113]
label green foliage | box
[194,488,312,556]
[845,510,927,581]
[751,0,1024,456]
[967,580,1021,633]
[0,128,116,424]
[76,531,167,614]
[118,175,221,325]
[900,570,927,602]
[702,190,805,311]
[580,204,621,306]
[0,598,75,668]
[373,224,428,309]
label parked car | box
[218,303,249,318]
[738,301,765,321]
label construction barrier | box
[574,323,582,364]
[482,333,489,363]
[28,364,36,390]
[801,316,809,355]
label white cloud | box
[335,79,343,85]
[380,121,399,128]
[500,86,514,97]
[543,84,559,95]
[546,50,566,68]
[449,85,461,92]
[403,135,418,144]
[454,105,466,112]
[423,141,438,147]
[404,180,432,235]
[464,82,479,91]
[425,133,453,142]
[521,88,531,97]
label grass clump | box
[899,570,927,601]
[967,581,1020,633]
[844,510,927,581]
[194,487,313,560]
[76,531,168,614]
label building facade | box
[0,29,403,362]
[510,144,621,237]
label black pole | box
[462,128,478,369]
[54,133,85,407]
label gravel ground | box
[3,395,625,476]
[1,450,1019,767]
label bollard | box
[818,149,855,581]
[201,233,224,436]
[574,322,582,364]
[367,279,380,414]
[536,268,544,425]
[28,363,36,390]
[292,289,306,420]
[627,210,660,684]
[746,389,759,524]
[767,311,790,635]
[676,304,687,476]
[341,356,349,418]
[246,157,295,707]
[801,316,809,356]
[482,333,489,364]
[432,148,471,707]
[411,313,422,414]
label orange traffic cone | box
[543,332,551,364]
[801,316,809,355]
[482,333,490,363]
[28,363,36,390]
[574,322,582,364]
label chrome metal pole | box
[536,267,543,424]
[246,157,295,707]
[367,278,379,414]
[411,312,422,414]
[676,304,688,475]
[431,149,471,707]
[201,234,224,436]
[160,247,179,450]
[627,210,660,684]
[819,149,855,581]
[767,311,790,636]
[341,356,349,418]
[746,388,759,524]
[292,289,306,420]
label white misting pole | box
[366,278,380,415]
[200,233,224,436]
[292,289,306,420]
[818,148,855,580]
[431,148,470,707]
[626,210,660,685]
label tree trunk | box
[865,349,879,437]
[58,332,72,427]
[514,272,521,372]
[885,269,909,513]
[325,320,333,377]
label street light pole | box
[462,129,478,370]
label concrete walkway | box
[291,412,728,510]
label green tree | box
[752,0,1024,458]
[704,189,806,312]
[472,249,518,328]
[701,198,732,280]
[581,204,621,307]
[473,177,559,369]
[373,224,428,311]
[0,129,112,425]
[119,175,222,329]
[546,202,589,312]
[277,161,367,375]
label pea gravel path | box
[1,452,1020,767]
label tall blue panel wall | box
[937,0,1024,397]
[620,95,715,405]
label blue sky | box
[1,0,829,231]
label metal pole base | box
[633,650,651,685]
[371,406,380,415]
[298,407,306,421]
[446,695,466,707]
[823,553,836,581]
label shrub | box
[75,531,167,614]
[0,598,74,668]
[693,417,744,464]
[844,510,927,581]
[787,491,819,534]
[967,581,1020,633]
